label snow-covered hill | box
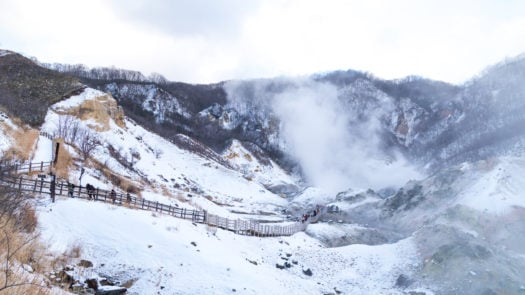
[1,50,524,294]
[34,88,293,218]
[323,156,525,294]
[21,87,426,294]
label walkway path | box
[0,161,324,237]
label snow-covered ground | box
[21,88,424,294]
[9,86,523,294]
[37,197,421,294]
[454,157,525,214]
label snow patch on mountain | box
[104,82,190,121]
[222,139,297,191]
[454,157,525,214]
[199,103,242,130]
[0,112,17,155]
[0,50,13,58]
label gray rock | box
[302,268,313,276]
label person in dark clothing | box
[110,189,116,203]
[49,173,56,203]
[86,183,90,199]
[126,192,132,203]
[68,182,75,198]
[90,184,95,200]
[86,183,94,200]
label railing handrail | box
[0,161,53,175]
[0,131,324,237]
[0,173,324,237]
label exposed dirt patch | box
[53,138,73,180]
[2,123,39,161]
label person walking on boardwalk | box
[93,186,98,200]
[68,182,75,198]
[126,191,132,204]
[86,183,94,200]
[110,189,117,204]
[49,173,56,203]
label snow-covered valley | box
[0,50,524,295]
[23,87,525,295]
[22,88,422,294]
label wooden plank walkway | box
[0,160,323,237]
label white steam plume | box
[225,78,421,193]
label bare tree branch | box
[78,128,100,161]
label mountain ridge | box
[2,48,525,188]
[0,48,524,294]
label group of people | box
[47,170,135,205]
[64,181,130,205]
[301,205,322,223]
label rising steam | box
[225,77,421,193]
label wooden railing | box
[0,160,323,237]
[39,131,54,140]
[0,161,52,175]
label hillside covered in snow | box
[0,49,524,294]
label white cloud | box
[1,0,525,83]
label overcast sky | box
[1,0,525,84]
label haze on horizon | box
[1,0,525,84]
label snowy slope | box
[321,156,525,294]
[0,112,15,155]
[20,85,525,294]
[221,139,298,192]
[37,88,289,218]
[37,198,421,295]
[22,87,425,294]
[454,157,525,213]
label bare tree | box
[55,115,80,144]
[78,129,100,161]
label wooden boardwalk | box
[0,161,323,237]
